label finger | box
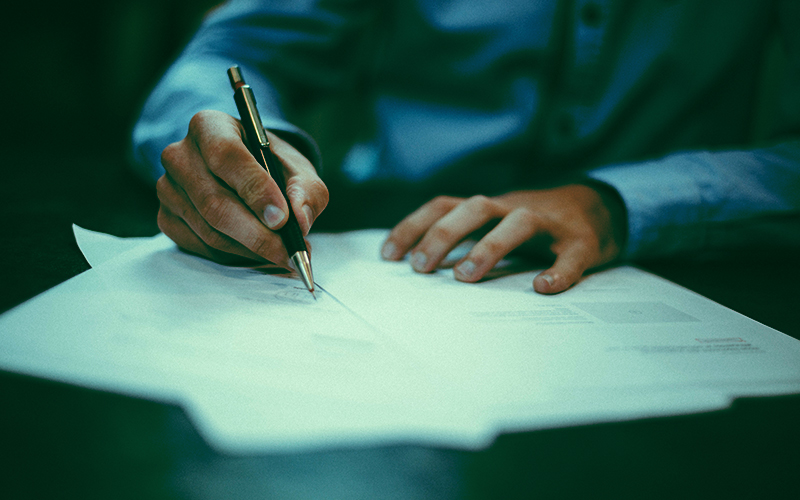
[533,241,593,294]
[157,175,269,263]
[158,206,215,260]
[410,195,508,273]
[162,130,289,265]
[186,110,290,229]
[158,205,260,266]
[381,196,461,261]
[453,208,540,282]
[268,132,329,236]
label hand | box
[156,110,328,266]
[380,184,626,294]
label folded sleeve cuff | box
[587,155,707,260]
[131,57,321,183]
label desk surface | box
[1,156,799,499]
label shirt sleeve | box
[130,0,374,182]
[588,144,800,259]
[587,1,800,260]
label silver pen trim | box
[291,251,315,298]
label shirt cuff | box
[586,155,707,260]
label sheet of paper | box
[312,230,800,433]
[73,226,153,267]
[1,228,798,453]
[2,229,486,452]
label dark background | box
[0,1,218,313]
[1,2,799,499]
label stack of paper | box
[0,227,798,453]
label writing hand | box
[380,184,626,294]
[156,110,329,266]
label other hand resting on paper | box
[380,185,626,294]
[156,110,329,267]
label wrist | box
[574,179,628,258]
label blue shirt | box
[132,0,800,259]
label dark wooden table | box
[2,155,798,499]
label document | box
[0,227,798,453]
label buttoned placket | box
[549,0,609,148]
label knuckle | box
[466,194,492,211]
[204,138,243,171]
[479,238,505,258]
[196,192,230,229]
[175,201,195,224]
[187,110,216,137]
[430,195,457,212]
[513,207,539,228]
[236,170,269,207]
[306,177,330,210]
[567,238,593,256]
[155,175,170,201]
[468,195,504,218]
[160,142,182,170]
[285,183,303,207]
[428,223,454,243]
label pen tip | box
[291,251,315,300]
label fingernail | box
[381,241,397,260]
[264,205,285,229]
[455,260,475,280]
[538,273,555,288]
[411,252,428,272]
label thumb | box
[533,242,593,294]
[267,132,329,236]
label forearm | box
[131,0,372,182]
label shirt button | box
[580,2,603,27]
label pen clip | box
[228,66,270,148]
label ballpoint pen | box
[227,65,316,299]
